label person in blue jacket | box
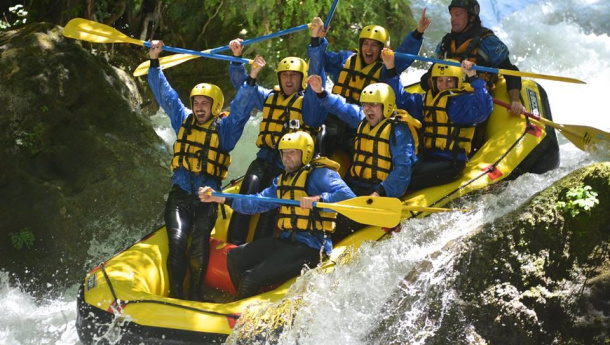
[224,43,329,245]
[148,40,253,301]
[198,131,356,300]
[420,0,525,117]
[309,74,420,240]
[307,10,430,156]
[386,49,493,191]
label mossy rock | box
[0,23,171,295]
[370,163,609,344]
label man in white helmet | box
[148,41,253,301]
[199,131,355,300]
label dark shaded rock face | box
[0,23,171,296]
[370,163,609,345]
[439,163,610,344]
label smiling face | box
[279,71,303,96]
[191,95,214,124]
[281,149,303,173]
[450,7,471,33]
[362,102,384,127]
[361,38,383,65]
[435,76,459,92]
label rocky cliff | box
[0,23,171,295]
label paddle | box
[493,99,610,152]
[324,0,340,28]
[211,192,402,228]
[63,18,252,65]
[133,24,311,77]
[393,52,585,84]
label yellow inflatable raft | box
[76,78,559,344]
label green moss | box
[9,227,35,250]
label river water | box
[1,0,609,344]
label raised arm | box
[147,40,188,133]
[228,38,248,90]
[382,48,424,121]
[308,75,363,129]
[394,8,430,73]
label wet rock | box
[0,23,171,296]
[370,163,609,344]
[445,162,610,344]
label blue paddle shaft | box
[212,192,312,208]
[203,24,310,55]
[393,52,499,75]
[325,0,340,28]
[142,41,250,64]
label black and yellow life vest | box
[332,51,384,104]
[257,90,318,149]
[438,27,497,83]
[439,27,495,64]
[276,158,341,233]
[350,114,421,184]
[171,113,231,180]
[421,89,477,156]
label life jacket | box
[332,50,384,104]
[257,90,318,149]
[350,114,421,184]
[421,89,477,157]
[438,27,498,84]
[276,157,341,233]
[171,113,231,180]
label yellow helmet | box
[360,83,396,118]
[359,25,390,48]
[277,57,308,90]
[190,83,224,116]
[431,59,464,91]
[278,131,314,165]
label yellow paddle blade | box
[541,119,610,152]
[493,98,609,153]
[134,53,198,77]
[318,196,402,228]
[63,18,144,46]
[499,68,585,84]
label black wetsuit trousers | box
[164,184,217,301]
[227,158,283,245]
[408,156,466,191]
[227,237,320,300]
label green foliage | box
[1,4,28,30]
[18,0,416,89]
[556,185,599,217]
[209,0,414,86]
[10,227,36,250]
